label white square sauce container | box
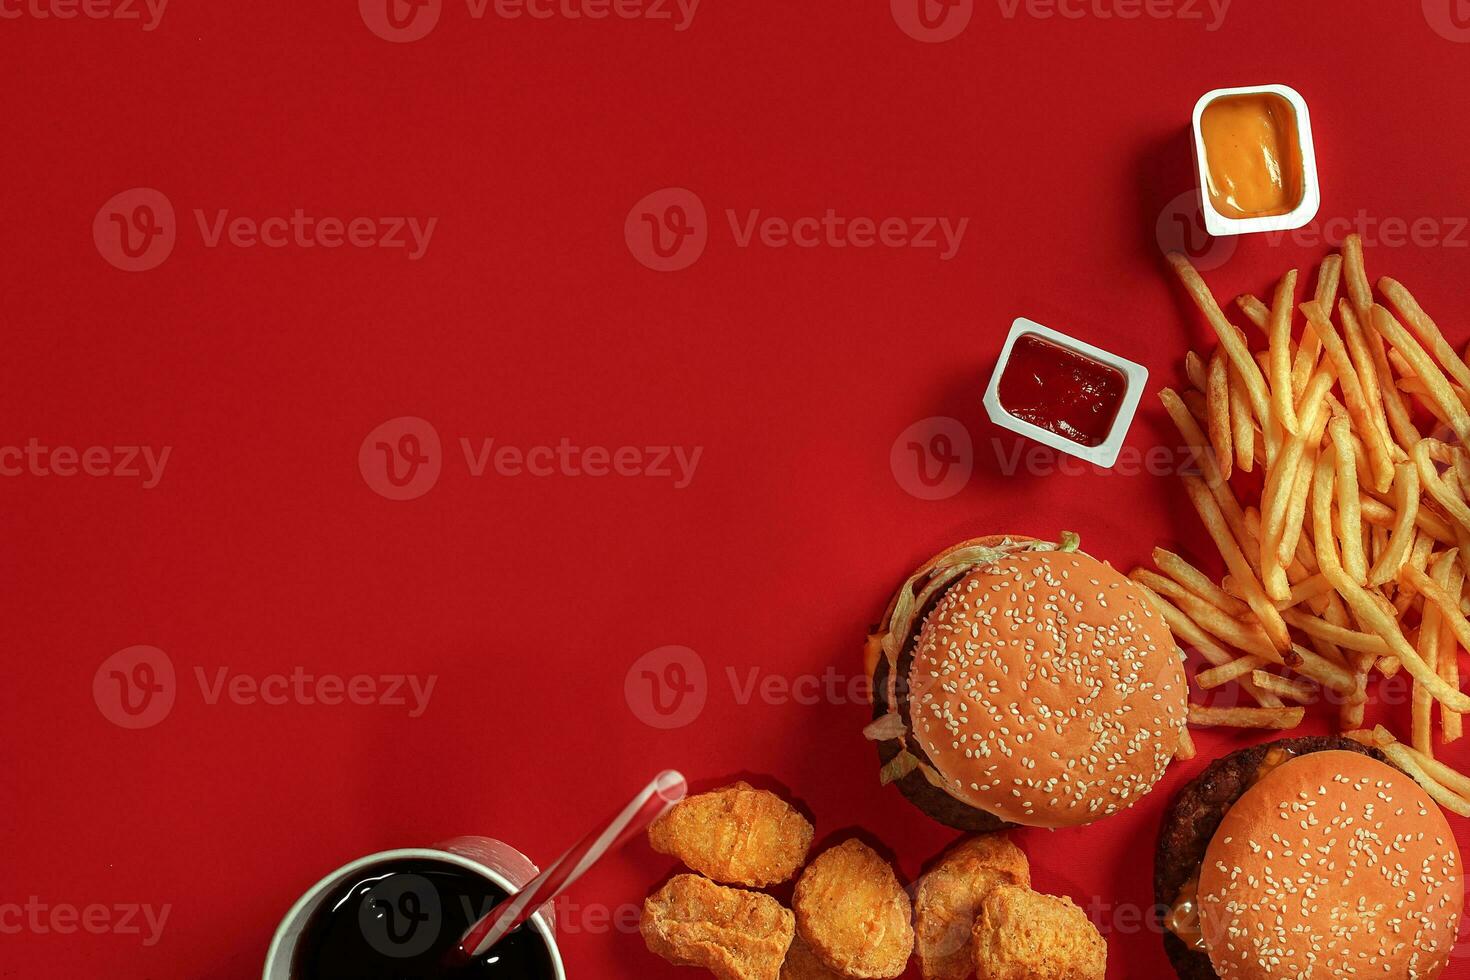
[982,318,1147,470]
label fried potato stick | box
[1268,270,1300,436]
[1367,461,1420,586]
[1401,565,1470,683]
[1412,553,1453,757]
[1313,450,1470,712]
[1183,474,1292,656]
[1170,253,1278,460]
[1227,361,1255,473]
[1152,547,1250,617]
[1196,655,1259,690]
[1206,350,1233,481]
[1235,294,1269,330]
[1131,579,1282,708]
[1175,727,1197,762]
[1277,458,1318,569]
[1380,277,1470,392]
[1439,558,1465,744]
[1261,369,1336,598]
[1340,300,1396,464]
[1380,741,1470,817]
[1188,704,1306,730]
[1160,389,1258,574]
[1414,439,1470,532]
[1372,304,1470,444]
[1132,568,1278,661]
[1356,302,1421,454]
[1250,670,1316,704]
[1329,417,1368,585]
[1293,254,1340,397]
[1184,351,1208,392]
[1396,532,1437,617]
[1300,300,1395,492]
[1361,492,1453,545]
[1342,233,1373,316]
[1280,608,1392,657]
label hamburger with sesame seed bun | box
[1155,737,1464,980]
[863,534,1188,831]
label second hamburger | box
[1156,737,1464,979]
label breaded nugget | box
[971,885,1105,980]
[642,874,795,980]
[779,934,845,980]
[914,834,1031,980]
[648,782,814,887]
[792,839,914,979]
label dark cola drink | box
[293,858,558,979]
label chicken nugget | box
[779,934,845,980]
[648,782,814,887]
[792,839,914,979]
[642,874,795,980]
[914,834,1031,980]
[971,885,1105,980]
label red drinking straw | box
[454,770,687,961]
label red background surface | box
[5,2,1470,977]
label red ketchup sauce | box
[996,334,1125,448]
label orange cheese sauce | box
[1200,93,1304,220]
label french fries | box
[1339,301,1395,465]
[1169,253,1278,462]
[1280,608,1391,657]
[1227,362,1255,473]
[1260,369,1336,599]
[1328,416,1367,584]
[1293,254,1339,397]
[1413,554,1448,757]
[1182,476,1292,656]
[1379,740,1470,817]
[1250,669,1316,704]
[1132,580,1283,708]
[1401,565,1470,676]
[1380,277,1470,391]
[1366,461,1420,586]
[1156,243,1470,785]
[1175,726,1197,762]
[1206,351,1233,481]
[1345,726,1470,816]
[1301,300,1394,491]
[1439,557,1465,744]
[1184,350,1207,392]
[1312,452,1470,713]
[1152,547,1249,617]
[1196,655,1260,690]
[1235,294,1269,330]
[1188,704,1306,730]
[1268,270,1300,436]
[1372,304,1470,443]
